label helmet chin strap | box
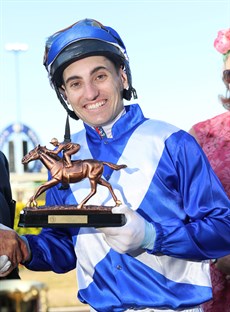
[64,114,71,143]
[123,87,137,101]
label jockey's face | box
[61,56,128,127]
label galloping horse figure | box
[22,145,127,209]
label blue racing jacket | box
[25,104,230,311]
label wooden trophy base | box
[18,205,126,228]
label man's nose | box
[84,82,99,100]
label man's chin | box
[84,119,110,128]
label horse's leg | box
[77,179,97,209]
[97,178,122,206]
[28,179,59,207]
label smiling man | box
[61,55,128,127]
[1,19,230,312]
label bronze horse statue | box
[22,145,127,209]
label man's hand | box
[98,205,156,254]
[0,225,30,277]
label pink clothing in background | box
[192,112,230,197]
[192,111,230,312]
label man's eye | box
[70,81,80,88]
[97,74,106,80]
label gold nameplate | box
[48,215,88,224]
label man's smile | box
[85,100,106,110]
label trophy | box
[18,119,126,228]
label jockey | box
[49,137,80,168]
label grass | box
[19,266,89,309]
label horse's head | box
[22,144,44,164]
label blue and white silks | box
[25,104,230,311]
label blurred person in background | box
[0,150,20,279]
[189,28,230,312]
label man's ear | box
[59,86,67,101]
[120,68,129,89]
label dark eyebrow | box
[64,66,109,85]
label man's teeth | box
[87,101,105,110]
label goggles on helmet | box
[43,18,137,120]
[44,19,128,70]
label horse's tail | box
[102,161,127,171]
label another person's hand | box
[0,224,30,277]
[98,205,156,254]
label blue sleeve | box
[24,227,76,273]
[151,131,230,260]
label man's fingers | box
[112,205,129,214]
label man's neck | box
[94,108,126,138]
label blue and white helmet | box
[43,18,137,120]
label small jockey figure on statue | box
[49,138,80,168]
